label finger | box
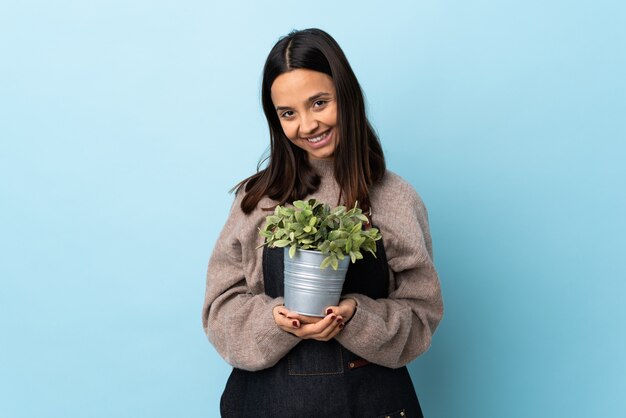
[324,304,351,318]
[323,306,350,325]
[281,308,307,320]
[315,315,344,341]
[323,306,338,316]
[296,315,333,339]
[275,306,294,318]
[298,314,341,339]
[328,299,356,322]
[277,321,301,336]
[319,322,344,341]
[285,312,324,324]
[285,308,325,324]
[273,306,301,330]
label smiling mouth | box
[304,130,330,143]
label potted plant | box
[259,199,382,316]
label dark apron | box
[220,237,423,418]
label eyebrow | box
[275,92,332,112]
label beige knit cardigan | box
[202,158,443,371]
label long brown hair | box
[234,28,385,214]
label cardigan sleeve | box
[202,192,300,371]
[335,181,443,368]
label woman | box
[202,28,443,418]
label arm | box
[334,183,444,368]
[202,192,300,371]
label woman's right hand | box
[273,305,344,341]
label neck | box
[308,157,334,177]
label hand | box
[326,298,357,324]
[273,305,344,341]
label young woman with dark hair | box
[203,28,443,417]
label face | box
[270,69,339,160]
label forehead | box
[271,69,335,105]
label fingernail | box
[337,318,343,323]
[331,315,337,321]
[292,320,299,327]
[339,323,344,329]
[326,308,333,315]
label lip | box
[302,129,333,149]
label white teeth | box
[307,131,328,143]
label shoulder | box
[225,185,280,236]
[220,185,261,233]
[229,169,276,214]
[371,170,428,218]
[371,170,435,261]
[378,170,415,191]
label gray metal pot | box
[283,247,350,317]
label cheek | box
[280,121,297,139]
[324,107,338,127]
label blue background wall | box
[1,1,624,417]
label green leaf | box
[273,239,290,248]
[280,207,294,217]
[351,234,364,246]
[320,256,333,269]
[357,214,369,222]
[332,205,346,215]
[334,238,346,248]
[328,230,341,241]
[289,244,296,258]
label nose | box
[299,111,319,136]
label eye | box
[280,110,295,119]
[313,100,327,108]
